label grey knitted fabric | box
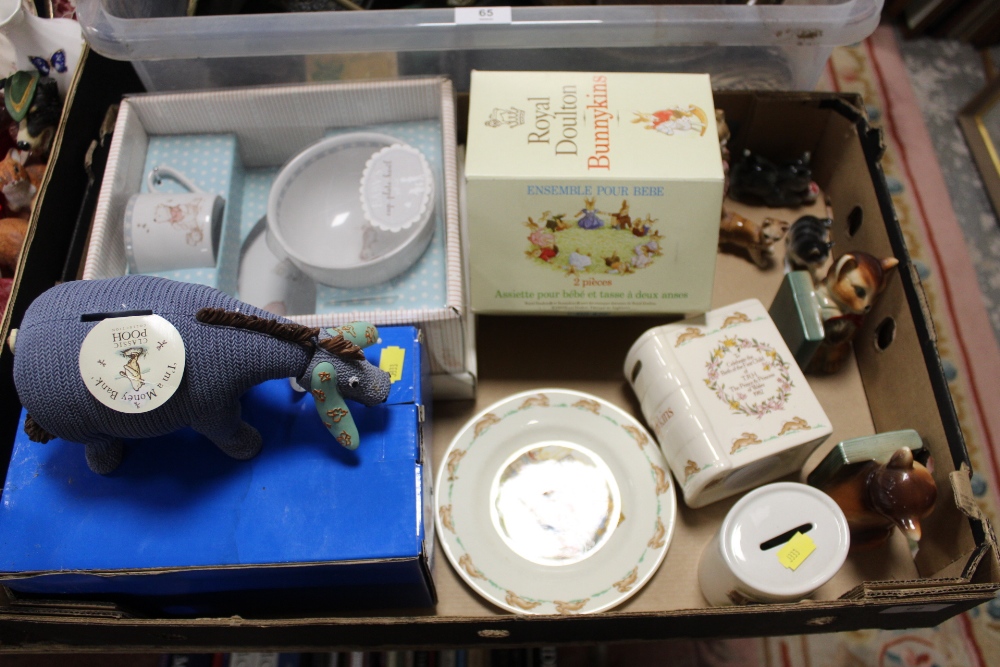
[13,275,391,472]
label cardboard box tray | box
[0,91,996,651]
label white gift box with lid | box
[82,78,474,398]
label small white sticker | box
[455,6,512,25]
[79,314,185,414]
[360,144,434,232]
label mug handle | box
[148,165,205,194]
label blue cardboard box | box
[0,327,433,617]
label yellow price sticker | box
[777,532,817,571]
[379,345,405,383]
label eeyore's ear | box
[325,321,379,350]
[310,361,360,450]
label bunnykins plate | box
[435,389,677,615]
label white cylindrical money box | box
[698,482,850,605]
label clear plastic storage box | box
[77,0,884,92]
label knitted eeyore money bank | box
[11,275,391,474]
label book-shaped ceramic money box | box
[624,298,833,507]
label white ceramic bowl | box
[266,132,435,288]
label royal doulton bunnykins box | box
[465,71,724,314]
[625,299,833,508]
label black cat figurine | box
[729,150,819,208]
[786,214,834,278]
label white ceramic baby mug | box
[125,165,225,274]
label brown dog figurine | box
[808,251,899,374]
[718,210,789,269]
[819,447,937,551]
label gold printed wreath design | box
[704,337,793,418]
[648,517,666,549]
[572,398,601,414]
[439,505,455,533]
[613,567,638,593]
[554,599,589,614]
[519,394,549,409]
[684,459,709,483]
[506,590,541,611]
[623,425,649,448]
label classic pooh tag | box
[78,314,185,413]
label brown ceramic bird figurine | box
[819,446,937,551]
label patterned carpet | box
[899,39,1000,349]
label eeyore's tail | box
[24,414,54,443]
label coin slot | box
[847,206,863,236]
[630,359,643,383]
[80,309,154,322]
[875,316,896,351]
[760,523,814,551]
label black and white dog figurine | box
[786,214,834,279]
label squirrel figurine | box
[818,447,937,551]
[807,251,899,374]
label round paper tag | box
[360,144,434,232]
[78,314,185,414]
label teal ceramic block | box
[806,429,924,489]
[769,270,825,368]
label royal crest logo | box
[486,106,525,129]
